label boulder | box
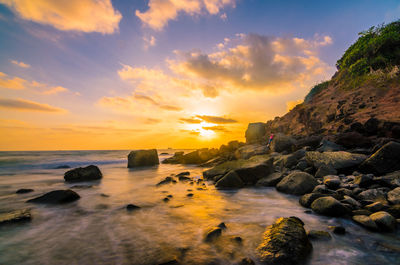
[354,174,374,188]
[360,141,400,175]
[257,217,312,265]
[335,132,370,149]
[27,190,80,204]
[127,149,159,168]
[365,201,388,212]
[234,158,274,185]
[311,196,349,216]
[235,144,269,159]
[215,171,244,189]
[299,193,326,208]
[256,172,284,187]
[0,209,31,225]
[16,188,34,194]
[274,150,306,169]
[370,211,397,232]
[357,188,387,202]
[270,133,296,153]
[352,215,378,230]
[204,227,222,242]
[126,204,141,211]
[315,165,337,178]
[295,135,323,150]
[317,139,344,152]
[306,151,366,170]
[276,172,318,195]
[323,175,341,190]
[307,230,331,241]
[387,205,400,218]
[245,122,266,144]
[180,149,217,164]
[162,151,184,164]
[156,177,176,186]
[238,258,255,265]
[64,165,102,182]
[341,195,361,209]
[388,187,400,204]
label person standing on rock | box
[267,133,274,148]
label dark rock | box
[307,230,332,240]
[360,141,400,175]
[341,195,361,209]
[312,185,336,195]
[64,165,102,182]
[388,187,400,204]
[257,217,312,265]
[352,209,373,216]
[316,165,337,178]
[178,176,191,182]
[186,193,194,197]
[215,171,244,189]
[296,160,309,171]
[167,195,173,198]
[364,118,380,136]
[232,236,243,244]
[126,204,140,211]
[128,149,159,167]
[163,197,170,202]
[306,151,366,170]
[238,258,255,265]
[55,165,70,169]
[158,259,180,265]
[276,172,318,195]
[354,174,374,188]
[352,215,378,230]
[323,175,341,189]
[234,158,274,185]
[299,193,326,208]
[204,227,222,242]
[317,139,344,152]
[365,201,388,212]
[370,211,397,232]
[235,144,269,159]
[329,226,346,235]
[100,193,110,197]
[70,185,93,189]
[16,188,34,194]
[217,222,227,230]
[27,189,80,204]
[157,177,176,186]
[311,196,349,216]
[336,188,353,196]
[256,172,284,187]
[386,205,400,218]
[335,132,370,148]
[176,171,190,177]
[357,188,387,202]
[295,135,323,149]
[270,133,296,153]
[245,122,266,144]
[0,209,31,225]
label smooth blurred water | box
[0,150,399,265]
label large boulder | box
[180,148,218,164]
[274,149,306,169]
[256,172,284,187]
[311,196,349,216]
[369,211,397,232]
[276,172,318,195]
[357,188,387,202]
[360,141,400,175]
[127,149,159,167]
[388,187,400,204]
[27,190,80,204]
[0,209,31,226]
[352,215,378,230]
[257,217,312,265]
[317,140,344,152]
[299,193,326,208]
[245,122,266,144]
[64,165,102,182]
[305,151,367,170]
[235,144,269,159]
[215,171,244,189]
[270,133,296,153]
[234,158,274,185]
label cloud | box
[170,33,333,94]
[143,35,156,49]
[196,115,237,124]
[0,73,26,89]
[134,93,158,105]
[10,60,30,68]
[0,0,122,34]
[40,86,69,95]
[179,118,202,124]
[160,105,183,111]
[144,118,161,124]
[0,98,66,112]
[202,125,229,132]
[135,0,235,30]
[286,99,303,111]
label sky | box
[0,0,399,150]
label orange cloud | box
[196,115,237,124]
[0,72,26,89]
[136,0,235,30]
[0,0,122,34]
[10,59,30,68]
[0,98,66,112]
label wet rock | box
[370,211,397,232]
[352,209,373,216]
[178,176,191,182]
[245,122,266,144]
[274,149,306,169]
[323,175,341,189]
[126,204,140,211]
[270,133,296,153]
[312,185,337,195]
[360,141,400,175]
[307,230,332,241]
[235,144,269,159]
[127,149,159,167]
[256,172,284,187]
[232,236,243,244]
[217,222,227,230]
[317,140,344,152]
[157,177,177,186]
[0,209,31,225]
[329,226,346,235]
[357,188,387,202]
[388,187,400,204]
[167,195,173,198]
[316,165,337,178]
[354,174,374,188]
[64,165,102,182]
[305,151,366,170]
[204,227,222,242]
[299,193,326,208]
[215,171,244,189]
[16,188,34,194]
[311,196,349,216]
[276,172,318,195]
[257,217,312,265]
[234,158,274,185]
[352,215,378,230]
[386,205,400,218]
[27,189,80,204]
[336,188,353,196]
[238,258,255,265]
[365,201,388,212]
[186,193,194,197]
[163,197,170,202]
[100,193,110,197]
[341,195,361,209]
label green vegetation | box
[304,20,400,102]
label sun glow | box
[186,121,217,138]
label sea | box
[0,150,399,265]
